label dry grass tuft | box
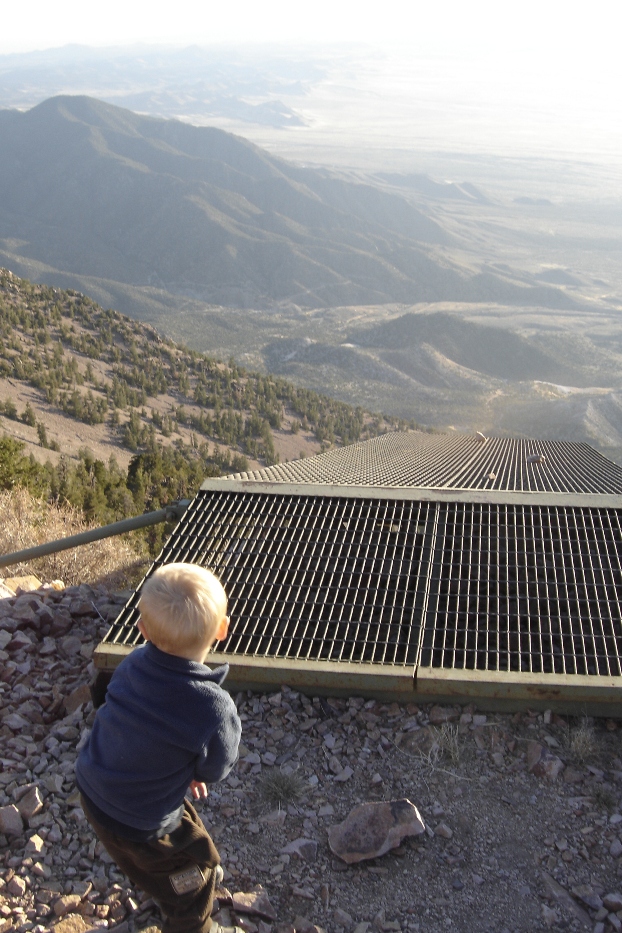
[433,722,462,766]
[257,769,307,808]
[0,487,147,590]
[566,716,600,764]
[592,786,617,812]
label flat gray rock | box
[17,785,44,820]
[232,886,277,921]
[328,799,425,864]
[0,803,24,837]
[293,916,326,933]
[542,873,591,928]
[604,892,622,912]
[24,833,46,856]
[281,838,318,861]
[3,711,30,731]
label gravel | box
[1,583,622,933]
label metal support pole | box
[0,499,191,569]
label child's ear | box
[137,619,150,642]
[215,615,230,642]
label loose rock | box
[17,785,44,820]
[527,742,564,781]
[604,893,622,911]
[232,886,278,921]
[0,804,23,836]
[280,838,318,862]
[328,799,425,864]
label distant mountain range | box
[0,96,577,314]
[0,44,316,128]
[250,305,622,465]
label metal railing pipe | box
[0,499,191,569]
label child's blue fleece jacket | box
[75,642,241,839]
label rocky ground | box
[1,583,622,933]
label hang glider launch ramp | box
[95,433,622,715]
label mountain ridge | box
[0,95,578,314]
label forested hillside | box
[0,270,412,554]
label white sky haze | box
[0,0,615,61]
[1,0,620,165]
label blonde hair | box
[138,563,227,656]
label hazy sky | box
[0,0,616,64]
[2,0,620,164]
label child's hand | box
[189,780,209,800]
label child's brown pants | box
[81,796,220,933]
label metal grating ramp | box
[97,482,622,714]
[104,492,435,666]
[231,431,622,494]
[421,503,622,678]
